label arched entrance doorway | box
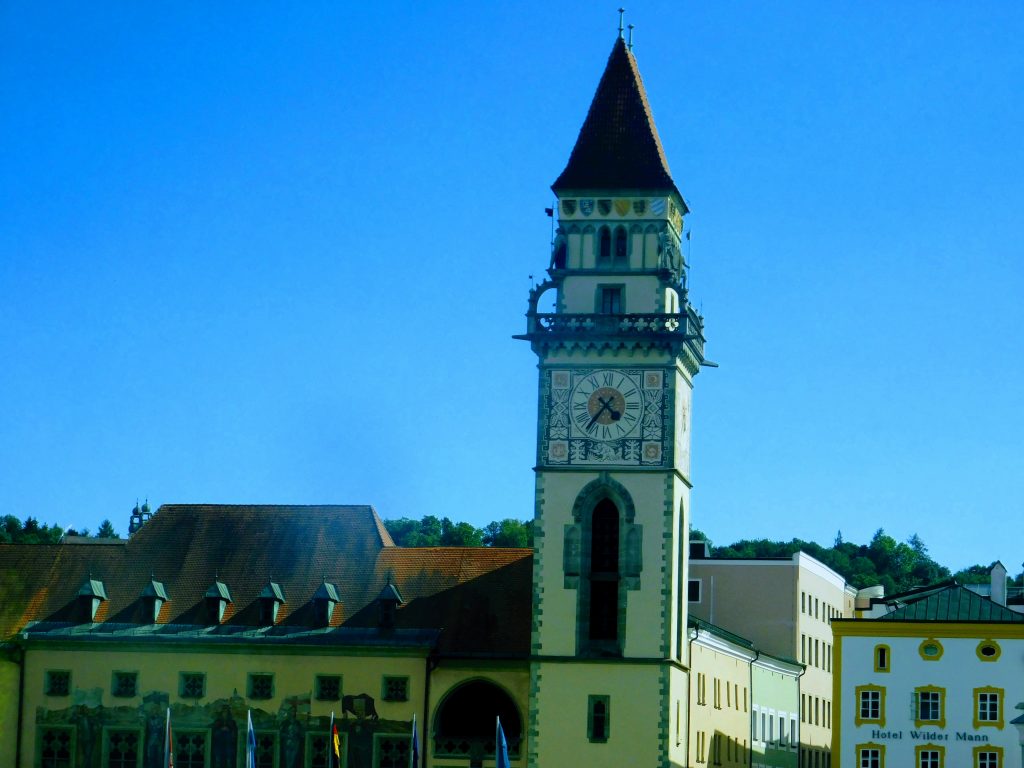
[433,679,522,766]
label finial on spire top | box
[628,24,635,50]
[618,8,626,39]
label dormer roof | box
[259,581,285,603]
[377,582,404,604]
[205,580,232,602]
[552,37,680,199]
[141,579,168,601]
[313,581,340,602]
[77,578,107,600]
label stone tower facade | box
[518,36,708,768]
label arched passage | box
[433,679,523,763]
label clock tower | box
[517,35,707,767]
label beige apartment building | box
[689,549,857,768]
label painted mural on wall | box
[36,689,411,768]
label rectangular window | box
[976,750,1001,768]
[918,749,941,768]
[916,689,944,726]
[761,712,766,743]
[976,689,1001,726]
[791,717,798,748]
[587,695,610,743]
[308,732,344,768]
[688,579,701,602]
[45,670,71,697]
[599,286,623,314]
[801,591,806,613]
[106,730,141,768]
[174,732,207,768]
[316,674,342,701]
[381,676,409,702]
[38,727,74,768]
[858,748,882,768]
[112,671,138,698]
[179,672,206,700]
[801,634,806,663]
[752,707,759,741]
[254,733,276,768]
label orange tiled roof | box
[0,505,531,656]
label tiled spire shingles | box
[552,37,679,197]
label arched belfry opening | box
[564,476,643,658]
[433,679,522,766]
[588,498,621,647]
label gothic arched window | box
[613,226,628,266]
[598,226,611,266]
[588,498,620,647]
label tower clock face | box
[542,367,669,467]
[570,370,643,441]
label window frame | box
[248,672,275,701]
[976,640,1001,662]
[855,684,886,727]
[178,671,207,700]
[587,694,611,743]
[918,638,944,661]
[102,726,144,768]
[171,729,210,768]
[596,283,625,315]
[44,669,71,697]
[688,578,701,602]
[856,742,885,768]
[973,686,1004,729]
[381,675,410,703]
[37,725,75,768]
[914,686,946,729]
[973,745,1004,768]
[915,744,945,768]
[315,674,342,702]
[373,732,412,768]
[111,670,139,699]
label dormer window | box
[313,581,340,627]
[77,578,107,623]
[204,580,232,624]
[258,581,285,626]
[140,579,169,623]
[376,581,404,630]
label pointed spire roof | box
[552,37,679,198]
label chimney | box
[990,561,1008,606]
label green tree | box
[482,519,533,548]
[96,519,118,538]
[440,519,483,547]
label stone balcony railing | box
[522,308,706,360]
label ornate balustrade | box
[523,309,705,358]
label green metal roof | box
[879,583,1024,622]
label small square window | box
[45,670,71,697]
[598,286,623,314]
[112,671,138,698]
[248,673,274,700]
[179,672,206,699]
[315,674,341,701]
[382,676,409,702]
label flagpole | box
[403,716,411,768]
[164,707,173,768]
[328,711,335,768]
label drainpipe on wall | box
[687,624,698,767]
[749,649,759,768]
[11,639,26,768]
[423,650,438,767]
[795,662,808,768]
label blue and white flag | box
[495,716,511,768]
[246,710,257,768]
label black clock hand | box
[587,399,614,429]
[599,396,622,422]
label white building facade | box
[833,581,1024,768]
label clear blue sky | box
[2,3,1021,574]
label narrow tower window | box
[588,499,620,646]
[598,227,612,266]
[613,226,628,266]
